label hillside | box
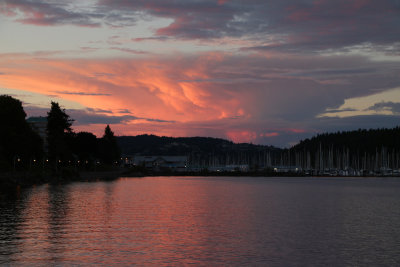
[287,127,400,171]
[117,127,400,172]
[292,127,400,153]
[117,135,281,167]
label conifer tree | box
[0,95,43,170]
[46,102,74,170]
[98,125,120,164]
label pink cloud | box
[226,130,258,143]
[0,52,246,124]
[261,132,280,138]
[1,48,399,147]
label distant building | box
[27,116,47,151]
[121,155,135,166]
[273,165,302,173]
[206,164,249,172]
[134,155,188,172]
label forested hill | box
[287,127,400,171]
[292,127,400,152]
[117,135,280,156]
[117,128,400,170]
[117,135,284,167]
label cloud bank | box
[1,0,400,146]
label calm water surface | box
[1,176,400,266]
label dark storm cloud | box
[0,0,101,27]
[24,105,173,125]
[312,115,400,132]
[86,107,113,114]
[286,68,377,78]
[68,109,174,125]
[69,110,137,125]
[0,0,138,27]
[366,101,400,114]
[323,108,358,114]
[4,1,400,52]
[191,53,400,122]
[54,90,111,96]
[24,105,134,125]
[100,0,400,52]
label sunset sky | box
[1,0,399,147]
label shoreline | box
[1,169,398,189]
[0,169,125,188]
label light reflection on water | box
[1,176,400,266]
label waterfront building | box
[133,155,188,172]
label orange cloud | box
[226,130,258,143]
[261,132,280,137]
[0,52,245,125]
[3,49,392,147]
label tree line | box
[0,95,120,174]
[287,128,400,172]
[2,94,399,176]
[117,135,281,169]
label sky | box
[0,0,399,147]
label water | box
[1,176,400,266]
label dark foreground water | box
[1,176,400,266]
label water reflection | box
[0,186,27,264]
[0,177,400,265]
[46,185,70,263]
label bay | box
[1,176,400,266]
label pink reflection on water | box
[10,178,264,265]
[2,177,400,265]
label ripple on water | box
[0,176,400,265]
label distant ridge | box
[117,127,400,173]
[117,135,282,168]
[117,134,280,156]
[287,126,400,172]
[292,127,400,152]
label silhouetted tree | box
[0,95,43,171]
[46,102,74,171]
[290,127,400,171]
[98,125,120,164]
[71,131,98,169]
